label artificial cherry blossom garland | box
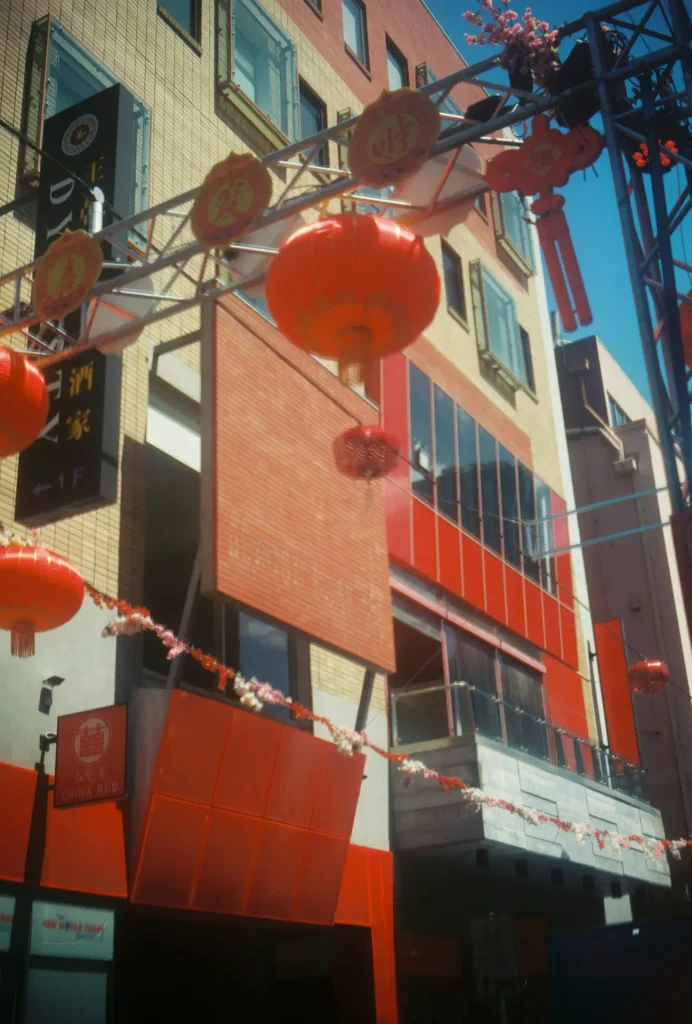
[86,585,691,864]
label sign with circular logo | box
[62,114,99,157]
[191,152,273,248]
[33,229,103,320]
[73,716,111,766]
[349,88,441,188]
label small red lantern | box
[333,425,400,480]
[266,214,440,383]
[680,291,692,367]
[0,544,84,657]
[0,346,49,459]
[627,660,670,694]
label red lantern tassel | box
[531,189,593,333]
[335,326,372,385]
[11,621,35,658]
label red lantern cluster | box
[333,425,400,480]
[632,139,678,170]
[0,545,84,657]
[0,346,48,459]
[266,214,440,384]
[627,660,670,694]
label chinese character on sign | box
[69,362,94,397]
[66,409,91,441]
[367,114,418,164]
[78,721,106,760]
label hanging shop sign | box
[30,901,114,961]
[0,895,15,953]
[14,347,121,527]
[54,704,127,809]
[471,916,521,1000]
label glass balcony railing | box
[390,681,647,802]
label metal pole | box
[586,15,684,510]
[355,669,376,733]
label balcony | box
[390,682,670,890]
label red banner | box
[54,704,127,809]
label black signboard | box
[34,83,137,262]
[15,349,121,526]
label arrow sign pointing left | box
[32,482,52,496]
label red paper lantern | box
[680,291,692,367]
[0,544,84,657]
[333,425,400,480]
[266,214,440,383]
[0,346,49,459]
[627,660,669,694]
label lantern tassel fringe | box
[10,621,35,658]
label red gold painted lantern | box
[0,544,84,657]
[0,346,48,458]
[333,425,400,480]
[348,89,441,188]
[191,152,273,248]
[266,214,440,383]
[33,230,103,320]
[627,660,669,694]
[680,291,692,367]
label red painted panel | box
[560,606,579,670]
[264,727,325,828]
[213,709,283,817]
[505,565,526,638]
[157,691,231,805]
[580,743,596,780]
[245,821,307,919]
[594,620,640,765]
[0,763,35,883]
[461,532,485,610]
[524,580,544,649]
[438,517,462,598]
[385,479,412,565]
[293,832,350,925]
[381,352,410,484]
[369,849,398,1023]
[311,747,365,839]
[412,497,438,581]
[335,844,370,927]
[191,808,261,915]
[43,793,127,898]
[551,493,573,607]
[543,593,562,660]
[484,549,507,626]
[132,795,208,907]
[560,735,577,774]
[543,653,590,740]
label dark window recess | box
[519,326,535,392]
[608,393,630,427]
[479,427,501,555]
[445,625,502,741]
[442,241,466,321]
[500,655,548,758]
[299,81,329,167]
[434,386,458,523]
[409,363,434,506]
[518,461,540,583]
[342,0,368,66]
[158,0,201,41]
[306,0,322,9]
[475,193,487,216]
[499,444,520,568]
[535,477,557,595]
[457,407,480,539]
[386,37,409,90]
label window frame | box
[342,0,369,69]
[299,79,329,168]
[386,36,409,90]
[414,63,464,119]
[493,191,535,275]
[441,240,467,324]
[470,260,530,392]
[607,393,630,427]
[157,0,202,48]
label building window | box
[518,461,540,583]
[386,38,408,90]
[343,0,368,66]
[442,241,466,322]
[475,193,487,216]
[158,0,201,42]
[497,191,535,271]
[434,386,457,522]
[608,394,630,427]
[446,626,502,741]
[21,19,150,216]
[499,655,548,757]
[479,428,501,555]
[409,363,434,506]
[535,477,556,595]
[232,0,299,139]
[415,64,463,118]
[519,326,535,392]
[457,407,480,539]
[299,81,328,167]
[498,445,520,568]
[470,262,530,390]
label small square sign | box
[54,704,127,809]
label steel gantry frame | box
[0,0,691,508]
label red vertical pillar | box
[367,849,398,1023]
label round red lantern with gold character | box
[348,88,441,188]
[333,425,400,480]
[0,544,84,657]
[266,214,440,384]
[627,660,669,694]
[680,291,692,368]
[33,230,103,321]
[191,152,273,248]
[0,346,48,459]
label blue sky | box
[424,0,692,401]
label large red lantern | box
[680,291,692,367]
[627,660,669,694]
[0,544,85,657]
[266,214,440,383]
[333,425,400,480]
[0,346,49,459]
